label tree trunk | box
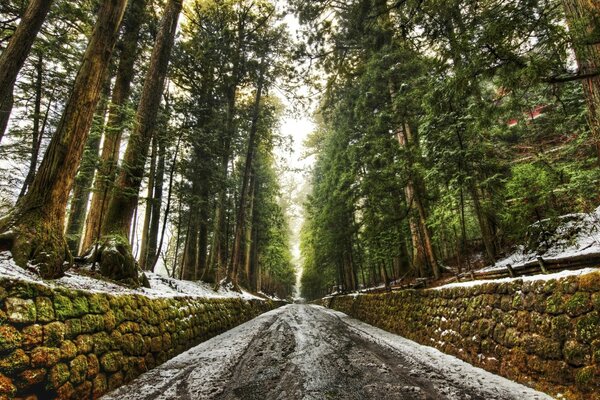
[468,181,497,264]
[138,137,157,270]
[0,92,14,143]
[0,0,127,279]
[226,64,265,288]
[150,133,182,272]
[82,0,148,251]
[97,0,181,284]
[0,0,54,142]
[65,79,111,255]
[18,53,50,199]
[563,0,600,160]
[396,121,440,279]
[243,170,256,289]
[147,135,165,270]
[207,87,238,283]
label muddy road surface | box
[103,304,551,400]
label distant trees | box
[295,0,600,299]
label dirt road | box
[102,304,552,400]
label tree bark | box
[0,0,54,143]
[562,0,600,160]
[147,135,165,270]
[243,170,256,289]
[65,79,111,255]
[97,0,181,283]
[138,137,157,270]
[0,0,127,279]
[150,133,182,272]
[82,0,148,251]
[226,64,265,288]
[18,53,50,199]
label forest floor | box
[102,304,552,400]
[0,251,263,300]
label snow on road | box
[102,305,552,400]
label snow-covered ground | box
[435,266,598,290]
[0,251,262,300]
[482,206,600,272]
[102,304,552,400]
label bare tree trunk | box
[0,0,54,142]
[0,0,127,279]
[82,0,148,251]
[563,0,600,160]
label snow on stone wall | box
[0,277,282,399]
[322,270,600,400]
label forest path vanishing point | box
[103,305,552,400]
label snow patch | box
[435,267,598,290]
[0,251,263,300]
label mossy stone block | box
[43,321,66,347]
[65,318,82,338]
[121,333,146,356]
[579,271,600,292]
[0,349,29,374]
[104,310,117,331]
[15,368,46,391]
[53,295,75,321]
[545,293,564,315]
[22,324,42,349]
[87,354,99,378]
[565,292,592,317]
[81,314,104,333]
[72,296,89,317]
[575,365,595,387]
[0,325,22,354]
[30,346,61,368]
[69,354,88,385]
[88,294,110,314]
[47,363,70,390]
[92,373,107,398]
[0,372,16,397]
[563,340,590,367]
[60,340,78,360]
[73,380,93,399]
[100,352,123,373]
[5,297,36,324]
[35,296,55,322]
[75,334,94,354]
[92,332,112,355]
[575,311,600,344]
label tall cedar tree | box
[0,0,127,278]
[94,0,182,284]
[82,0,148,252]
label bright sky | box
[275,2,316,297]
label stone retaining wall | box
[0,278,281,399]
[322,271,600,400]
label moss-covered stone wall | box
[0,278,281,399]
[322,271,600,400]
